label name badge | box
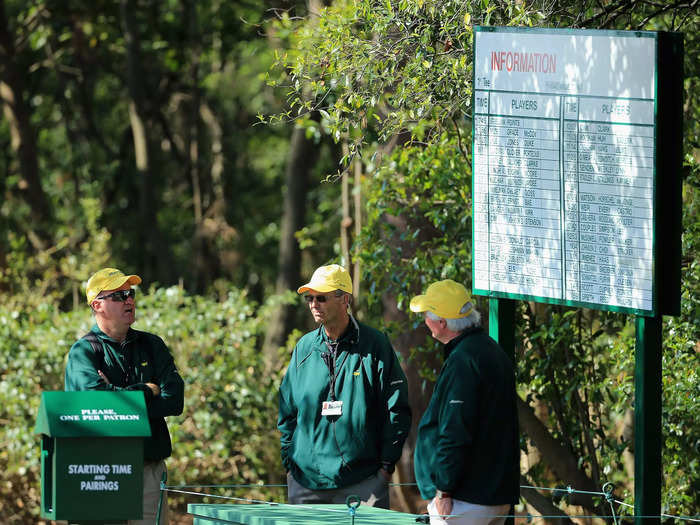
[321,400,343,416]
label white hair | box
[426,302,481,332]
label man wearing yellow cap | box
[278,264,411,508]
[65,268,184,524]
[410,280,519,525]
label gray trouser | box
[287,471,390,509]
[129,460,168,525]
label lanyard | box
[321,341,339,401]
[320,318,358,401]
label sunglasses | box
[97,289,136,302]
[304,294,333,303]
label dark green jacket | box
[278,316,411,490]
[65,325,184,461]
[414,327,519,505]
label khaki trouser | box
[427,498,511,525]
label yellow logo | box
[353,371,360,376]
[141,362,148,366]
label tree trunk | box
[262,0,325,362]
[379,213,443,513]
[517,396,606,515]
[0,0,52,246]
[383,295,437,514]
[262,122,319,363]
[340,149,351,268]
[120,0,163,282]
[520,476,575,524]
[183,0,211,292]
[352,156,361,296]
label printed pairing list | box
[473,29,656,312]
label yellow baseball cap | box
[297,264,353,294]
[409,279,473,319]
[85,268,142,304]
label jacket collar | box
[297,314,361,367]
[313,313,360,346]
[443,325,483,359]
[92,324,138,345]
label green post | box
[489,298,516,525]
[489,298,516,361]
[634,315,662,525]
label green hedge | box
[0,285,294,522]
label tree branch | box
[518,396,607,515]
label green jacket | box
[414,327,519,505]
[278,316,411,490]
[65,325,184,461]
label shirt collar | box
[316,314,360,346]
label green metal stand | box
[489,298,517,525]
[634,315,662,525]
[489,298,516,361]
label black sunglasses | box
[304,294,333,303]
[97,289,136,302]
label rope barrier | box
[161,481,700,522]
[612,499,700,523]
[165,487,349,514]
[602,482,618,525]
[167,483,288,488]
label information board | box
[471,27,674,315]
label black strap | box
[82,331,105,370]
[321,341,339,401]
[82,330,157,386]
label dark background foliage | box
[1,0,698,522]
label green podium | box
[34,391,151,523]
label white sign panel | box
[472,28,656,313]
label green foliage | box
[355,143,700,514]
[521,306,636,491]
[273,0,700,518]
[0,302,94,521]
[267,0,546,165]
[133,286,285,495]
[0,0,300,298]
[0,197,113,310]
[357,133,471,311]
[0,0,698,521]
[0,286,285,522]
[355,133,473,376]
[660,154,700,513]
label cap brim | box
[297,282,336,294]
[98,275,142,297]
[409,294,430,312]
[109,274,141,289]
[126,275,142,285]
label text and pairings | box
[473,29,656,313]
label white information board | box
[472,28,657,314]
